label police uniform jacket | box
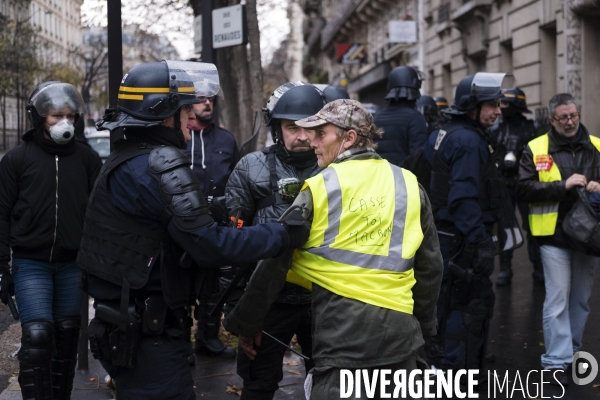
[517,124,600,249]
[423,116,502,244]
[224,150,443,370]
[373,101,428,167]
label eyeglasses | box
[197,96,216,103]
[552,113,580,124]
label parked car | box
[86,131,110,163]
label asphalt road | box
[0,240,599,399]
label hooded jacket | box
[184,124,239,197]
[0,129,101,265]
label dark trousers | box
[237,301,314,400]
[101,334,195,400]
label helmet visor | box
[470,73,516,98]
[163,60,221,99]
[31,83,85,118]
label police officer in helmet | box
[226,82,325,399]
[492,88,543,286]
[416,95,444,134]
[373,66,428,166]
[77,61,307,399]
[423,73,515,374]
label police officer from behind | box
[373,66,428,166]
[77,61,306,400]
[226,82,326,399]
[225,99,443,399]
[492,88,543,286]
[423,73,515,373]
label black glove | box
[0,271,14,305]
[471,243,495,276]
[283,222,310,249]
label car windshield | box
[87,137,110,159]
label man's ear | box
[345,129,358,149]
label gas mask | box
[48,119,75,144]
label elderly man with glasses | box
[518,93,600,386]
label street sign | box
[389,20,417,43]
[212,5,248,49]
[194,14,202,54]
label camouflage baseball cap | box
[295,99,374,137]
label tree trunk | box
[245,0,266,149]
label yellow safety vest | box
[289,159,424,314]
[528,133,600,236]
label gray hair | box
[335,126,382,150]
[548,93,578,117]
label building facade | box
[301,0,425,107]
[422,0,600,133]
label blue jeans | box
[12,259,83,324]
[539,245,598,369]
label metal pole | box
[107,0,123,150]
[107,0,123,107]
[77,296,89,370]
[201,0,214,63]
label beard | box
[196,112,213,123]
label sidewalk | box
[0,351,113,400]
[0,348,307,399]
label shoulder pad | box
[148,146,190,173]
[161,165,200,195]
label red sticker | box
[535,155,554,172]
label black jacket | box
[517,124,600,248]
[183,124,239,196]
[0,129,101,265]
[373,101,428,166]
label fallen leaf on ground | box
[89,378,96,382]
[225,383,242,396]
[283,360,299,366]
[593,384,600,388]
[286,369,301,375]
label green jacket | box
[224,151,443,369]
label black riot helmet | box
[416,95,438,117]
[97,60,220,131]
[500,87,532,114]
[27,81,85,129]
[314,84,350,103]
[263,82,326,143]
[385,66,422,102]
[433,96,449,114]
[444,72,516,116]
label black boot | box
[52,318,80,400]
[496,251,513,286]
[194,296,236,359]
[19,321,54,400]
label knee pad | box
[19,321,54,367]
[54,317,81,360]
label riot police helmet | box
[444,72,516,116]
[27,81,85,129]
[314,84,350,103]
[384,66,423,101]
[416,95,438,117]
[97,60,220,131]
[264,82,326,143]
[500,87,532,113]
[433,96,449,113]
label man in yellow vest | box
[518,93,600,386]
[224,99,443,398]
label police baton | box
[261,331,310,361]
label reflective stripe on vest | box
[528,133,600,236]
[290,159,423,314]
